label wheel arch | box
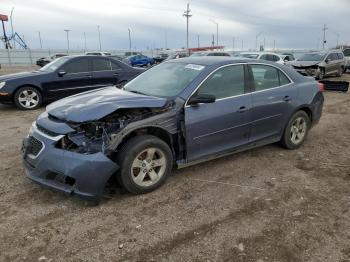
[12,84,43,102]
[113,126,177,161]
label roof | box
[167,56,252,66]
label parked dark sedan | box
[22,57,324,203]
[0,55,143,110]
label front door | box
[185,64,252,162]
[44,57,92,100]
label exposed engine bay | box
[56,107,172,155]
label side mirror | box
[58,70,67,77]
[284,59,289,63]
[325,59,330,63]
[188,94,216,106]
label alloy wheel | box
[130,147,167,187]
[18,89,40,109]
[290,117,307,145]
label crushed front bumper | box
[22,123,119,201]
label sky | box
[1,0,349,51]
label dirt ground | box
[0,66,349,262]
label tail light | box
[317,82,325,92]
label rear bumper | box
[310,92,324,126]
[22,123,119,201]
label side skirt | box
[176,136,280,169]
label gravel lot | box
[0,66,349,262]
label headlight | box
[0,81,6,89]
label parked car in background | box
[0,55,143,110]
[85,51,112,56]
[22,57,324,202]
[288,50,345,79]
[153,53,169,63]
[343,48,350,72]
[240,52,285,64]
[123,54,155,67]
[280,54,295,62]
[164,52,188,61]
[190,51,231,57]
[36,53,67,67]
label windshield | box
[241,54,259,59]
[191,52,206,57]
[39,57,70,72]
[124,62,204,97]
[297,53,326,61]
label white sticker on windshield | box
[185,64,205,71]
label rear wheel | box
[14,86,42,110]
[281,111,310,149]
[116,135,173,194]
[336,66,343,77]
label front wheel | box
[281,111,311,149]
[316,68,325,80]
[336,67,343,77]
[116,135,173,194]
[14,86,42,110]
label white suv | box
[240,52,285,64]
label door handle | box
[283,95,292,102]
[238,106,249,113]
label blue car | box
[125,54,155,67]
[22,57,324,203]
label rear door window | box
[251,64,290,91]
[92,58,112,71]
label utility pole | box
[38,31,42,49]
[212,34,215,47]
[273,39,276,50]
[164,30,167,49]
[64,29,71,53]
[183,3,192,55]
[209,19,219,47]
[322,24,328,50]
[83,32,87,52]
[128,28,131,50]
[241,39,243,50]
[197,34,200,48]
[10,7,15,49]
[97,25,101,51]
[232,37,235,50]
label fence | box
[0,48,169,66]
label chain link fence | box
[0,49,168,66]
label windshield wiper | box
[127,90,147,96]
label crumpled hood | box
[46,86,168,123]
[289,61,320,67]
[0,71,47,81]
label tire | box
[116,135,173,194]
[14,86,42,110]
[280,111,311,150]
[317,68,325,80]
[336,66,342,77]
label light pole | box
[209,19,219,47]
[97,25,101,51]
[256,31,263,51]
[64,29,71,53]
[10,7,15,49]
[128,28,131,50]
[38,31,42,49]
[197,34,200,48]
[83,32,87,52]
[232,37,235,50]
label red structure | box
[0,14,8,21]
[189,45,225,53]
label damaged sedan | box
[22,57,324,202]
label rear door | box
[91,57,120,87]
[185,64,253,161]
[44,57,92,100]
[249,63,297,142]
